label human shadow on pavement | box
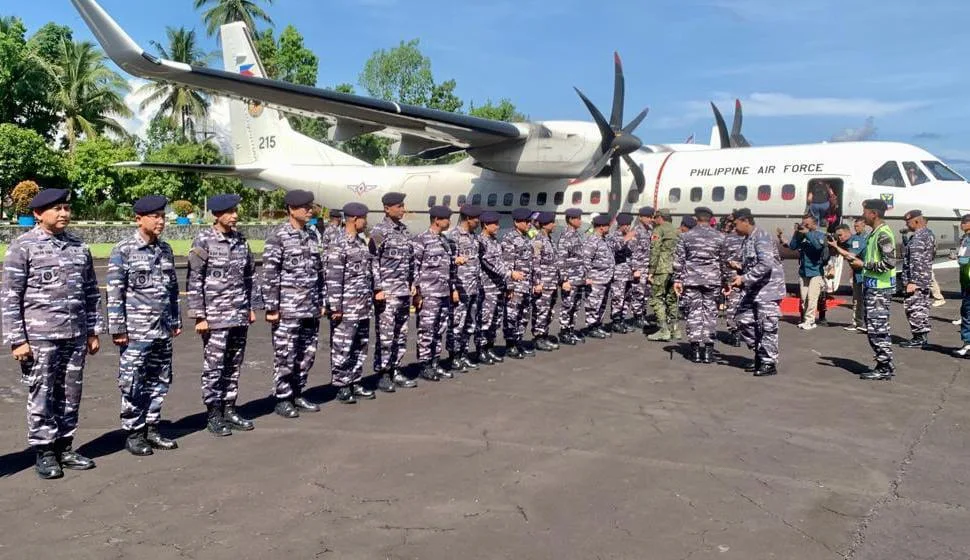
[0,448,35,478]
[817,356,870,375]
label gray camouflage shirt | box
[107,232,181,340]
[187,227,262,329]
[413,229,457,297]
[326,230,375,321]
[674,225,726,287]
[902,227,935,288]
[447,226,483,295]
[262,222,326,318]
[369,217,414,297]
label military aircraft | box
[73,0,970,247]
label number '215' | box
[258,136,277,149]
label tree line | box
[0,0,525,221]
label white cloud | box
[830,117,877,142]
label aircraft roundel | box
[248,100,264,118]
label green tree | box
[26,22,72,63]
[136,27,212,139]
[254,26,326,141]
[469,99,527,122]
[195,0,274,36]
[0,123,68,217]
[359,39,433,106]
[52,39,133,151]
[67,138,139,214]
[428,79,463,113]
[0,18,59,139]
[132,140,225,203]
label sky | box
[8,0,970,172]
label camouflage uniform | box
[674,225,725,344]
[502,229,536,344]
[902,227,935,337]
[531,231,559,337]
[607,229,634,325]
[107,232,181,432]
[649,222,680,332]
[735,227,786,366]
[477,231,508,348]
[558,227,588,332]
[326,230,374,386]
[863,225,897,369]
[628,222,653,320]
[187,227,261,407]
[1,227,103,447]
[369,217,414,373]
[413,229,457,363]
[583,233,616,329]
[447,226,483,354]
[721,232,745,337]
[263,222,326,400]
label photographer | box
[777,214,826,329]
[827,221,868,332]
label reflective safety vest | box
[862,223,896,289]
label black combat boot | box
[754,362,778,377]
[34,446,63,480]
[746,355,762,373]
[703,343,715,364]
[293,394,320,412]
[535,336,556,352]
[419,362,440,382]
[377,370,396,393]
[689,342,702,363]
[898,333,928,348]
[55,437,96,470]
[434,358,453,378]
[393,368,418,388]
[125,428,154,456]
[547,336,560,350]
[521,342,536,357]
[273,399,299,419]
[573,329,587,343]
[224,401,255,431]
[461,352,480,370]
[336,386,357,403]
[448,353,468,373]
[559,329,577,346]
[587,325,608,339]
[145,425,178,450]
[506,341,524,359]
[860,362,894,381]
[352,382,376,400]
[475,346,496,366]
[487,342,504,363]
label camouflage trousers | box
[735,298,780,365]
[503,291,532,342]
[21,336,88,447]
[532,288,559,337]
[559,286,585,331]
[681,286,719,343]
[864,287,894,367]
[271,317,320,399]
[627,274,650,318]
[585,283,611,328]
[724,286,742,333]
[476,288,505,347]
[650,273,680,326]
[610,269,632,322]
[448,290,482,354]
[904,287,931,335]
[373,295,410,373]
[118,337,173,431]
[330,317,369,387]
[417,295,450,362]
[201,326,249,407]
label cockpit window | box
[902,162,929,186]
[922,160,966,182]
[872,161,905,188]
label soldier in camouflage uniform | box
[322,209,343,247]
[503,207,538,359]
[673,207,726,364]
[413,205,458,380]
[107,196,182,456]
[369,192,417,391]
[727,208,786,377]
[583,214,617,339]
[607,214,637,333]
[327,202,379,403]
[1,189,101,479]
[720,214,744,347]
[628,207,655,329]
[647,209,682,341]
[446,205,484,371]
[187,194,261,436]
[531,211,561,351]
[898,209,935,349]
[476,211,515,364]
[557,208,587,345]
[263,189,327,418]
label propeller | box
[572,52,650,214]
[710,99,751,148]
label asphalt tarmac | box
[0,266,968,560]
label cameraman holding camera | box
[777,214,826,329]
[827,220,869,332]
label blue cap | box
[565,208,583,219]
[481,211,501,223]
[460,204,482,218]
[733,208,753,221]
[511,208,532,221]
[342,202,368,217]
[681,216,697,228]
[208,193,241,213]
[694,206,713,217]
[638,206,655,217]
[592,215,611,227]
[133,195,168,215]
[536,211,556,225]
[381,192,406,206]
[429,205,452,219]
[284,189,314,207]
[330,209,342,219]
[616,214,634,226]
[28,188,69,210]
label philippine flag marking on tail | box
[239,63,255,77]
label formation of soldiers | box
[1,187,957,480]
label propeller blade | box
[573,147,614,184]
[609,155,622,215]
[621,107,649,136]
[574,87,613,149]
[622,153,645,192]
[610,52,625,130]
[730,99,751,147]
[710,102,732,149]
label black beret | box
[133,195,168,215]
[616,214,634,226]
[342,202,369,217]
[733,208,754,221]
[681,216,697,228]
[863,199,888,213]
[208,193,241,213]
[460,204,482,218]
[481,211,501,224]
[28,188,69,210]
[694,206,713,217]
[592,214,611,227]
[329,209,342,219]
[533,211,553,225]
[903,209,922,220]
[381,192,406,206]
[511,208,532,221]
[284,189,314,207]
[638,206,655,217]
[565,208,583,219]
[429,205,452,219]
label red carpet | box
[779,296,847,316]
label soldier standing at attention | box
[647,208,681,341]
[107,195,181,456]
[1,188,102,479]
[583,214,616,339]
[629,207,655,330]
[413,205,458,380]
[898,210,936,349]
[502,207,538,359]
[323,209,343,247]
[673,207,725,364]
[531,211,561,351]
[187,194,261,436]
[607,214,636,333]
[263,189,326,418]
[369,192,417,391]
[727,208,785,377]
[476,211,514,365]
[843,199,897,380]
[446,205,485,371]
[327,203,379,403]
[557,208,588,345]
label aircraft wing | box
[113,162,264,176]
[72,0,526,155]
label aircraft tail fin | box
[219,22,367,167]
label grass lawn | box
[0,239,265,260]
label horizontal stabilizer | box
[114,162,263,176]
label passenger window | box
[781,184,795,200]
[712,186,725,202]
[572,191,583,205]
[554,191,565,205]
[757,185,771,201]
[457,195,466,206]
[471,193,482,205]
[503,193,514,206]
[486,193,497,207]
[590,190,601,204]
[734,186,747,201]
[872,161,905,187]
[669,188,681,203]
[442,195,452,207]
[537,192,547,206]
[427,195,436,207]
[902,162,929,186]
[690,187,703,202]
[627,188,640,204]
[520,193,530,206]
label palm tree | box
[136,27,212,139]
[52,39,132,152]
[194,0,274,36]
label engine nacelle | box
[468,121,601,178]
